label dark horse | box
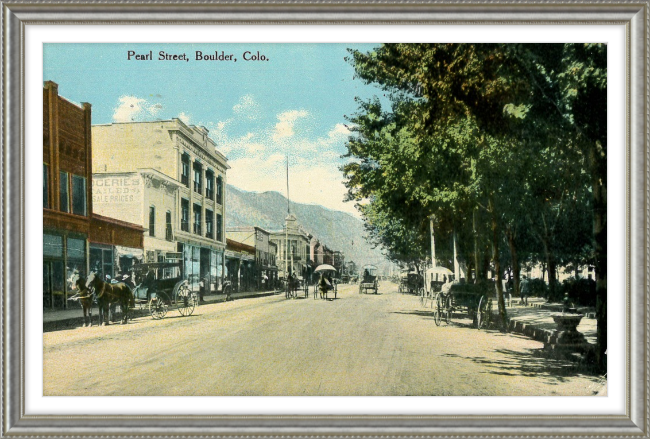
[68,271,93,327]
[85,271,135,325]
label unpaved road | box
[44,282,602,396]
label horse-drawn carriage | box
[314,264,337,300]
[398,271,424,295]
[130,262,199,319]
[358,264,379,294]
[285,275,309,299]
[422,269,493,329]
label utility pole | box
[285,155,289,293]
[429,215,436,268]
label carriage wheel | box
[444,295,452,324]
[433,293,442,326]
[314,285,318,300]
[176,285,196,316]
[477,295,490,329]
[149,292,169,320]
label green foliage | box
[343,44,605,336]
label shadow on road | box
[442,348,600,381]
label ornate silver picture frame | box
[2,1,647,436]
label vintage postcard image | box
[42,43,607,396]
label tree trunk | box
[591,140,607,372]
[506,226,520,298]
[473,208,480,283]
[490,206,508,330]
[540,236,557,301]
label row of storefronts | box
[43,81,345,308]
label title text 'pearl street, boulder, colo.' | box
[127,50,270,62]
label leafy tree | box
[344,43,604,350]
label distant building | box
[227,226,277,290]
[225,238,255,292]
[91,119,229,292]
[269,214,311,280]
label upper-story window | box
[166,211,173,241]
[205,209,214,239]
[181,199,189,232]
[216,214,223,242]
[205,170,215,200]
[43,164,49,208]
[181,153,190,187]
[149,206,156,237]
[59,171,69,213]
[193,162,202,194]
[193,204,202,235]
[71,175,87,216]
[216,175,223,204]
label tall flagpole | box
[285,155,289,289]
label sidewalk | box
[498,297,597,358]
[43,288,280,331]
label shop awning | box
[115,245,144,261]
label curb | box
[44,291,278,332]
[503,314,596,363]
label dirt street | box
[43,282,602,396]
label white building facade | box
[92,119,229,292]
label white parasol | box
[314,264,337,273]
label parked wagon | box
[431,281,493,329]
[130,262,199,319]
[359,264,379,294]
[398,271,423,295]
[421,266,454,307]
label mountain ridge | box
[225,184,388,270]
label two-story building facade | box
[227,226,278,290]
[91,119,229,292]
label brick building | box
[43,81,143,309]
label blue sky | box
[44,43,384,216]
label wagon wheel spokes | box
[433,293,442,326]
[149,292,169,320]
[444,295,452,324]
[176,285,195,316]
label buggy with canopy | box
[359,264,379,294]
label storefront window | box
[183,244,201,280]
[67,237,85,260]
[90,246,113,279]
[44,234,63,257]
[66,238,86,290]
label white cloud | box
[178,112,191,124]
[272,110,309,141]
[232,94,260,120]
[112,96,164,123]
